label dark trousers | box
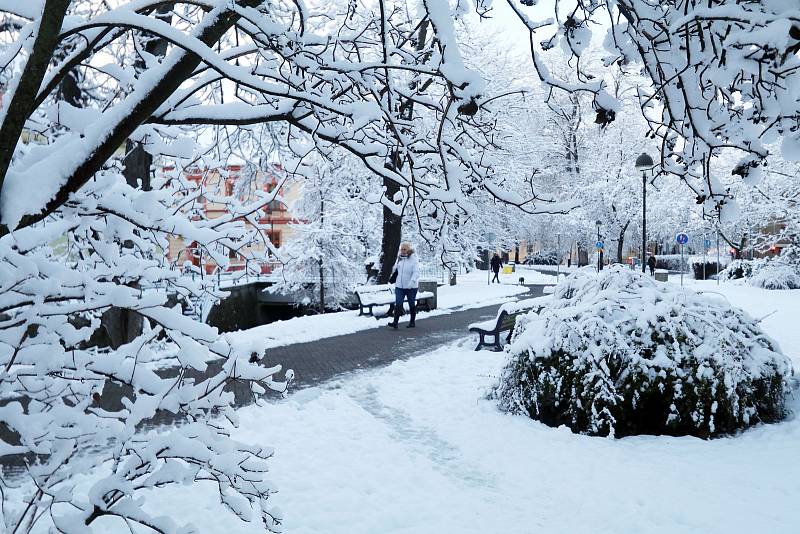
[649,266,655,276]
[491,270,500,283]
[393,288,417,322]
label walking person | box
[647,255,656,276]
[388,242,419,329]
[490,253,502,284]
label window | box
[267,231,281,248]
[267,200,284,213]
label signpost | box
[676,232,689,287]
[556,233,561,279]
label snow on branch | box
[508,0,800,216]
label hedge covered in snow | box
[492,266,794,438]
[749,263,800,290]
[524,251,559,265]
[719,247,800,289]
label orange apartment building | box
[167,163,300,274]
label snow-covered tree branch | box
[507,0,800,218]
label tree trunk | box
[123,141,152,191]
[379,175,402,283]
[617,220,630,263]
[103,8,173,345]
[0,0,71,210]
[378,21,429,284]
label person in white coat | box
[388,242,419,329]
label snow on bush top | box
[496,266,793,438]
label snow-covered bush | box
[777,244,800,268]
[654,254,686,271]
[493,266,793,438]
[691,261,721,280]
[719,259,757,281]
[688,255,728,280]
[525,251,559,265]
[749,262,800,290]
[720,253,800,289]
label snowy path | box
[217,283,547,399]
[225,269,549,355]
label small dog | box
[518,277,525,285]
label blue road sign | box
[704,239,711,248]
[595,240,604,249]
[676,233,689,245]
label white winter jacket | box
[393,254,419,289]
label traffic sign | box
[595,240,604,249]
[704,239,711,248]
[675,233,689,245]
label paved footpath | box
[225,283,547,404]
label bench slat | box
[355,284,393,294]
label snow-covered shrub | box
[777,244,800,268]
[719,259,756,281]
[525,251,559,265]
[654,254,686,271]
[719,253,800,290]
[749,262,800,290]
[493,266,793,438]
[691,261,721,280]
[688,255,728,279]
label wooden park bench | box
[354,284,435,318]
[468,297,547,351]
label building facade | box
[167,164,300,274]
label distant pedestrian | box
[647,255,656,276]
[388,242,419,329]
[490,253,502,283]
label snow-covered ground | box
[226,269,552,352]
[112,279,800,534]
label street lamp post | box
[635,152,655,274]
[595,220,602,273]
[556,232,561,279]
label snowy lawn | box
[225,269,552,352]
[115,280,800,534]
[127,340,799,534]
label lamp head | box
[635,152,654,171]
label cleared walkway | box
[226,283,547,403]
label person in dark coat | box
[647,255,656,276]
[490,253,502,283]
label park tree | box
[272,151,380,311]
